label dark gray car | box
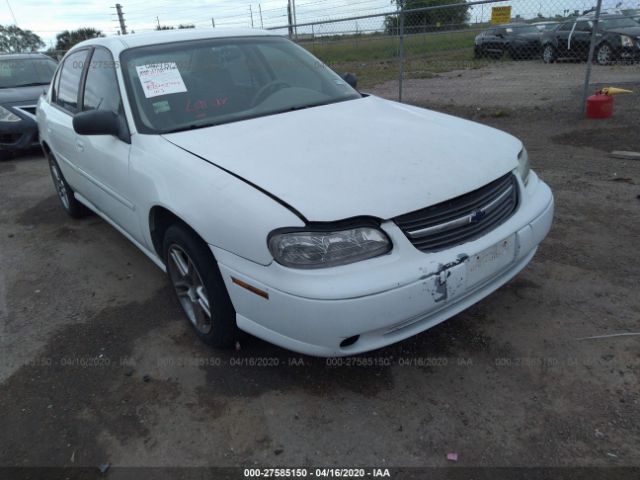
[474,24,542,60]
[0,53,57,159]
[542,15,640,65]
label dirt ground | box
[1,60,639,477]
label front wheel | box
[542,44,557,64]
[163,224,237,348]
[595,43,613,65]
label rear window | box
[55,50,89,113]
[0,57,57,89]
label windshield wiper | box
[161,122,222,134]
[1,82,49,88]
[160,97,358,134]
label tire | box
[163,224,237,348]
[0,150,15,161]
[542,44,557,64]
[47,154,91,219]
[473,45,483,59]
[595,43,613,66]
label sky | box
[1,0,636,48]
[0,0,394,46]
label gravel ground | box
[1,60,639,477]
[373,61,640,108]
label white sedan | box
[37,29,553,356]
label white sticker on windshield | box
[135,62,187,98]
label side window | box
[82,48,122,113]
[55,50,88,113]
[51,66,62,102]
[575,21,591,32]
[559,22,573,31]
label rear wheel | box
[163,224,237,348]
[47,155,91,218]
[542,44,557,63]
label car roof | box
[496,23,537,28]
[70,28,278,56]
[576,13,636,21]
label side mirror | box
[341,73,358,90]
[73,110,121,136]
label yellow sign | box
[491,6,512,24]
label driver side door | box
[75,47,142,241]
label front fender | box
[129,134,304,265]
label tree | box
[0,25,45,52]
[155,24,195,30]
[385,0,470,34]
[54,28,104,51]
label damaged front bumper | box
[213,171,554,356]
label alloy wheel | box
[167,244,213,334]
[596,45,611,65]
[543,46,554,63]
[49,160,70,210]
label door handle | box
[75,139,85,152]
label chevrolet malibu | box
[37,29,554,356]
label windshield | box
[0,57,57,89]
[121,36,361,134]
[598,17,639,29]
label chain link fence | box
[265,0,640,112]
[20,0,640,116]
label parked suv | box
[0,53,57,159]
[542,14,640,64]
[474,24,542,59]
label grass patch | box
[300,29,493,87]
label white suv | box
[37,29,553,356]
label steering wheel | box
[250,80,290,107]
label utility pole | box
[287,0,293,38]
[249,5,254,28]
[115,3,127,35]
[211,17,215,28]
[581,0,603,114]
[291,0,297,37]
[259,4,263,29]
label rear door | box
[556,22,574,55]
[46,49,90,193]
[570,21,593,58]
[76,47,141,240]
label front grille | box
[394,173,519,252]
[0,133,21,144]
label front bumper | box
[0,109,39,153]
[213,171,554,356]
[618,45,640,60]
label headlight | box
[268,226,391,269]
[0,106,20,123]
[518,147,531,185]
[621,35,634,47]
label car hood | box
[162,96,522,222]
[0,85,48,106]
[513,33,542,40]
[605,26,640,36]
